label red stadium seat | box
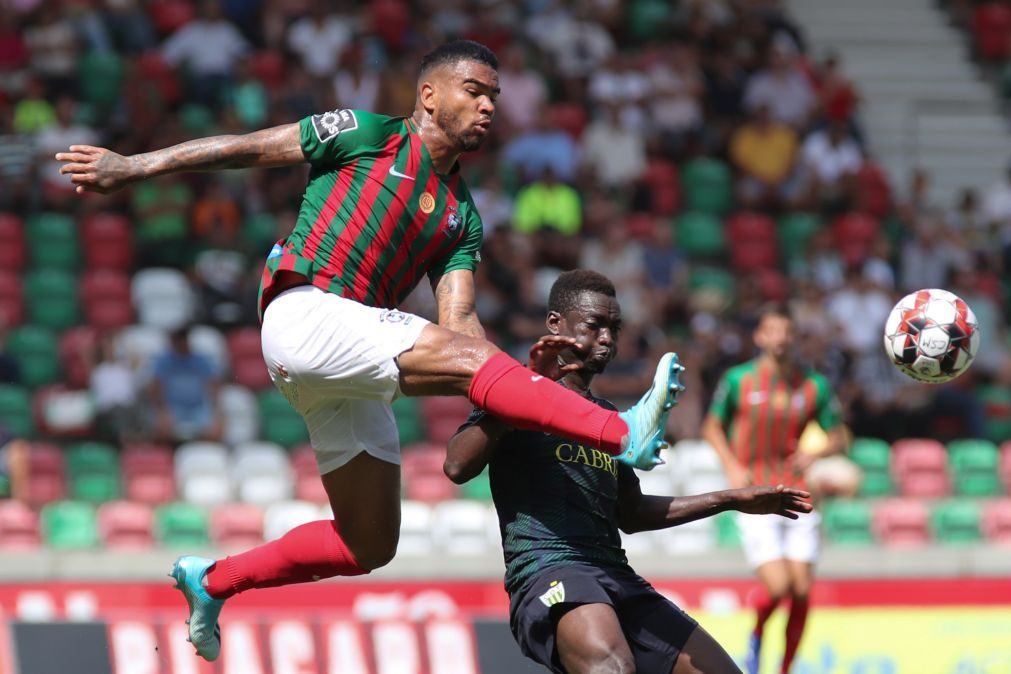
[726,212,776,242]
[730,239,778,272]
[872,498,930,547]
[549,102,588,140]
[149,0,196,37]
[290,444,329,502]
[0,271,23,325]
[755,268,789,302]
[642,159,680,216]
[0,213,26,270]
[122,444,176,505]
[420,397,475,445]
[855,162,893,218]
[97,501,154,549]
[81,270,134,330]
[24,442,66,508]
[1000,442,1011,492]
[892,439,950,498]
[972,2,1011,62]
[625,213,659,242]
[135,52,182,104]
[982,499,1011,546]
[832,212,880,266]
[59,327,98,390]
[229,327,271,388]
[0,500,40,549]
[402,443,458,502]
[211,503,265,549]
[82,213,133,271]
[248,51,287,90]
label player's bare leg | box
[319,452,401,570]
[781,561,814,674]
[672,626,743,674]
[399,323,684,469]
[554,603,635,674]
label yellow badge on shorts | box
[419,192,436,214]
[538,580,565,607]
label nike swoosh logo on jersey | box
[388,165,415,181]
[531,375,543,382]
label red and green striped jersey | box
[257,109,484,319]
[707,359,841,487]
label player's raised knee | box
[346,537,399,571]
[580,649,635,674]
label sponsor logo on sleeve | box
[311,109,359,142]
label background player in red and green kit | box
[57,40,681,662]
[702,305,846,674]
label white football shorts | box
[736,509,822,568]
[260,286,430,474]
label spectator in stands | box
[799,119,862,209]
[332,43,380,111]
[580,221,648,326]
[729,103,800,210]
[948,264,1010,378]
[229,58,269,130]
[826,264,894,356]
[899,215,971,293]
[0,104,34,211]
[512,166,582,237]
[646,40,704,155]
[813,51,860,129]
[285,2,354,79]
[0,430,27,500]
[581,103,647,189]
[33,95,99,206]
[90,333,144,444]
[149,327,222,444]
[469,173,514,234]
[24,1,78,95]
[161,0,250,109]
[982,162,1011,228]
[525,2,614,79]
[501,107,580,183]
[743,34,815,130]
[589,51,650,131]
[0,8,29,96]
[493,43,548,133]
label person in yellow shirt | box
[729,104,801,210]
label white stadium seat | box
[131,268,195,330]
[263,500,320,541]
[399,500,435,556]
[218,384,260,445]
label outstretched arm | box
[617,480,812,534]
[432,269,485,339]
[444,417,510,484]
[56,123,305,194]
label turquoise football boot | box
[616,352,685,470]
[170,555,225,661]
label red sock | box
[752,589,780,638]
[468,352,628,455]
[204,520,367,599]
[781,597,810,673]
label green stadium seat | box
[41,501,98,549]
[392,396,426,447]
[7,325,59,388]
[78,51,125,109]
[460,467,493,501]
[675,211,726,258]
[948,440,1001,497]
[777,213,821,265]
[0,384,33,437]
[822,499,874,545]
[626,0,673,41]
[680,158,733,214]
[26,213,79,271]
[849,438,894,497]
[155,502,210,547]
[930,499,982,544]
[688,266,735,297]
[257,389,309,448]
[66,442,121,503]
[23,270,80,330]
[979,385,1011,443]
[715,510,741,548]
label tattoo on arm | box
[136,123,305,177]
[434,271,485,339]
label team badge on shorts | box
[538,581,565,607]
[419,192,436,214]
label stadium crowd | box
[0,0,1009,457]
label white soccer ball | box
[883,289,979,384]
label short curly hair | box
[548,270,617,314]
[419,40,498,79]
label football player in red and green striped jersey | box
[57,40,684,663]
[702,304,846,674]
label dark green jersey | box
[460,395,639,595]
[257,109,484,318]
[708,359,841,487]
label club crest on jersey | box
[538,581,565,607]
[419,192,436,214]
[446,209,462,233]
[311,109,358,142]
